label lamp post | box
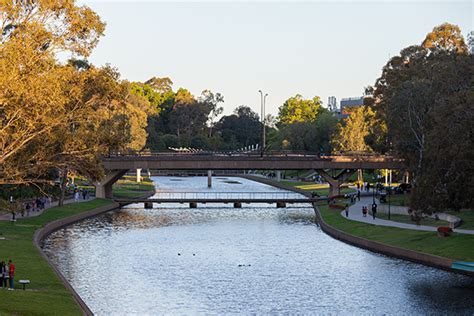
[387,186,392,220]
[258,90,268,157]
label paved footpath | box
[0,197,92,221]
[340,196,474,235]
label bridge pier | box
[190,202,197,208]
[276,170,281,182]
[316,169,356,197]
[207,170,212,188]
[144,202,153,209]
[234,202,242,208]
[137,168,142,183]
[276,202,286,208]
[95,169,128,199]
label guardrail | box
[151,191,306,200]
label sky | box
[79,0,472,116]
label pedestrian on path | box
[0,261,5,288]
[7,259,14,290]
[362,206,367,217]
[372,203,377,220]
[345,204,349,217]
[357,190,361,201]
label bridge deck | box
[115,198,321,204]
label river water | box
[42,176,474,315]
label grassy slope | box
[0,179,154,315]
[280,181,356,195]
[318,202,474,262]
[0,199,113,315]
[375,212,450,227]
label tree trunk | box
[58,167,68,207]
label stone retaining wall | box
[241,175,473,277]
[33,191,155,315]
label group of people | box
[73,188,89,201]
[21,197,49,217]
[1,260,15,290]
[356,182,372,192]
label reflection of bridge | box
[97,152,405,199]
[115,191,320,208]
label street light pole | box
[258,90,268,157]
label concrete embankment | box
[240,175,473,277]
[33,191,155,315]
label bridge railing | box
[152,191,308,200]
[104,150,323,158]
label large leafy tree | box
[0,0,105,185]
[331,106,379,152]
[215,106,262,149]
[278,95,322,124]
[370,22,473,212]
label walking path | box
[341,196,474,235]
[0,197,93,221]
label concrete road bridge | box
[97,151,405,199]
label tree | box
[370,23,472,212]
[272,108,337,153]
[278,95,322,124]
[216,106,262,149]
[331,106,377,153]
[0,0,105,186]
[200,89,224,138]
[422,23,468,54]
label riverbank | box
[0,199,114,315]
[0,181,155,315]
[243,175,474,275]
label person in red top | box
[8,259,14,290]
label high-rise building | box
[327,96,337,112]
[468,31,474,55]
[340,96,364,115]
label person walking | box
[362,206,367,217]
[357,189,361,201]
[8,259,15,290]
[372,203,377,220]
[345,204,349,217]
[0,261,5,288]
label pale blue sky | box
[80,1,472,116]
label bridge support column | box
[190,202,197,208]
[137,168,142,183]
[276,170,281,182]
[276,202,286,208]
[207,170,212,188]
[144,202,153,209]
[234,202,242,208]
[95,169,129,199]
[316,169,356,197]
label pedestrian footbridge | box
[115,191,323,208]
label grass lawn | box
[386,194,410,206]
[446,210,474,230]
[318,202,474,262]
[0,199,113,315]
[0,178,154,315]
[112,177,155,198]
[375,212,449,227]
[280,181,356,196]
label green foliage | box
[278,94,322,124]
[371,23,473,212]
[318,203,474,261]
[271,108,337,153]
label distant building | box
[327,96,337,112]
[468,31,474,55]
[340,96,364,115]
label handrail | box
[152,191,306,200]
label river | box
[42,176,474,314]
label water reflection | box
[43,177,474,315]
